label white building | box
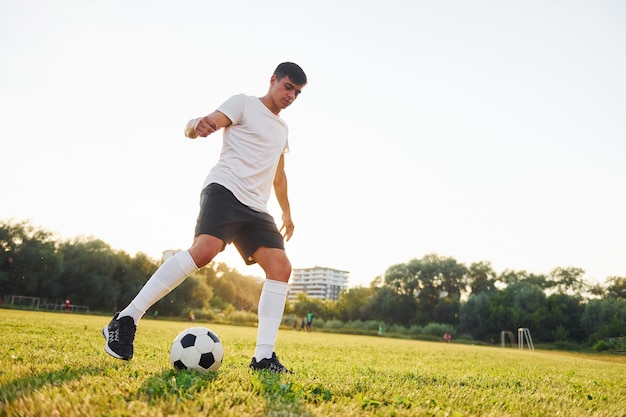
[288,266,350,301]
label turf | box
[1,310,625,416]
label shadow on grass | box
[0,364,111,404]
[250,371,333,416]
[138,368,219,404]
[0,364,221,410]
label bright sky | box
[2,0,625,288]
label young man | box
[102,62,307,373]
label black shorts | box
[194,183,285,265]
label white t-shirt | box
[202,94,289,213]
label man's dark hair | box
[274,62,307,85]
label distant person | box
[65,299,71,313]
[306,311,314,332]
[188,310,195,322]
[102,62,307,374]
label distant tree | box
[383,263,416,297]
[581,296,626,340]
[498,269,550,289]
[499,269,525,285]
[549,266,586,295]
[363,286,417,326]
[58,238,118,310]
[378,263,419,324]
[293,293,329,320]
[0,220,63,298]
[433,296,460,325]
[369,275,383,288]
[459,292,490,340]
[587,282,607,299]
[482,280,547,339]
[410,253,468,300]
[606,276,626,299]
[334,286,375,322]
[527,273,551,290]
[512,280,546,313]
[467,261,498,295]
[107,251,158,313]
[543,293,585,342]
[382,253,467,324]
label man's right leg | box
[102,250,198,360]
[122,250,199,324]
[103,235,223,360]
[248,247,293,373]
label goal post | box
[2,295,88,313]
[518,327,534,351]
[5,295,41,309]
[500,330,516,348]
[44,303,90,313]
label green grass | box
[1,310,625,416]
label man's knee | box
[188,235,223,268]
[254,248,291,282]
[274,257,292,281]
[268,254,292,282]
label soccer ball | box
[169,327,224,373]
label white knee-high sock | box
[254,279,288,361]
[119,250,198,324]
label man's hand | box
[280,213,295,242]
[185,116,219,139]
[185,111,232,139]
[195,116,219,137]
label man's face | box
[270,75,305,110]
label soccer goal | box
[500,330,516,348]
[44,303,90,313]
[518,327,534,351]
[4,295,41,309]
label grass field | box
[1,310,625,416]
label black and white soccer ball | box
[169,327,224,373]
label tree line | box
[304,255,625,350]
[1,220,625,349]
[0,220,263,317]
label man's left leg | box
[249,247,292,373]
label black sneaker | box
[102,312,136,360]
[249,352,293,374]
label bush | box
[551,341,582,351]
[323,319,344,329]
[190,309,217,321]
[361,320,381,331]
[282,315,299,328]
[228,310,257,325]
[592,340,615,352]
[387,324,408,334]
[407,324,424,336]
[455,333,473,341]
[422,322,455,337]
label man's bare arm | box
[273,154,294,241]
[185,111,232,138]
